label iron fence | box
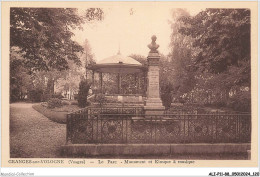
[66,111,251,144]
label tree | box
[85,8,104,21]
[55,60,83,99]
[168,9,197,102]
[10,8,84,71]
[78,79,91,107]
[178,9,251,109]
[10,8,104,102]
[10,47,32,102]
[179,9,250,84]
[159,54,176,108]
[159,9,197,106]
[82,39,95,80]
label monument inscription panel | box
[148,66,159,98]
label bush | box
[10,87,20,102]
[78,79,91,108]
[74,94,78,100]
[227,91,251,112]
[52,93,64,99]
[95,93,107,107]
[61,100,70,105]
[47,98,63,109]
[213,101,226,108]
[71,100,78,105]
[28,89,44,102]
[160,83,174,109]
[41,92,64,102]
[178,97,186,104]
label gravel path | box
[10,103,66,158]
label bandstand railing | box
[66,108,251,145]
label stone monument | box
[144,35,165,116]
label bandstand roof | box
[88,53,146,74]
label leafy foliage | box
[160,82,174,109]
[170,9,251,111]
[83,39,96,80]
[85,8,104,21]
[52,93,64,99]
[101,74,118,94]
[95,93,107,107]
[179,9,250,77]
[28,89,44,102]
[47,98,63,109]
[165,9,197,104]
[54,60,83,99]
[10,8,84,71]
[10,47,32,102]
[227,90,251,112]
[158,54,174,107]
[10,8,104,102]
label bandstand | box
[87,52,148,104]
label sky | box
[73,6,203,61]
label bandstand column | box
[135,74,138,94]
[117,73,121,94]
[138,74,141,94]
[91,71,95,94]
[99,72,103,94]
[144,35,165,116]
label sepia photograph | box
[1,1,258,171]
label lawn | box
[32,102,81,124]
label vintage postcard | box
[1,1,258,173]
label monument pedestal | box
[144,106,165,116]
[144,98,165,116]
[144,35,165,117]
